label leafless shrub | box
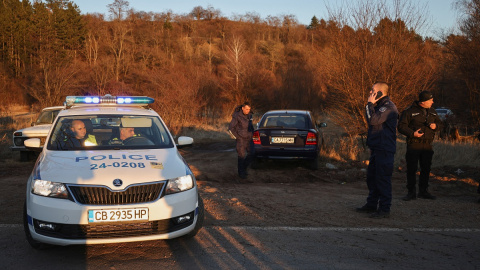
[321,0,437,135]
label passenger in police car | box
[63,119,97,148]
[108,127,136,145]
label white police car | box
[23,95,203,248]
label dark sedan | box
[252,110,327,170]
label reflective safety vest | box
[84,134,97,146]
[108,134,139,145]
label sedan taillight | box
[253,131,261,144]
[306,132,317,145]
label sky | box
[72,0,459,38]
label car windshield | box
[35,109,61,125]
[47,115,174,150]
[261,114,309,129]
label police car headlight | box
[32,179,69,199]
[165,175,194,195]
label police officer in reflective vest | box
[398,91,442,200]
[109,127,136,145]
[63,119,97,148]
[357,82,398,218]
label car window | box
[47,115,174,150]
[35,109,61,125]
[261,115,308,129]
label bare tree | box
[447,0,480,124]
[26,60,78,108]
[224,35,247,102]
[107,0,130,21]
[321,0,437,134]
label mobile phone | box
[375,91,383,99]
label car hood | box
[33,148,190,189]
[17,124,52,137]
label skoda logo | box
[113,179,123,187]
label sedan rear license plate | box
[271,137,294,144]
[88,208,149,223]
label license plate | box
[271,137,294,144]
[88,208,149,223]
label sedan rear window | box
[261,115,308,129]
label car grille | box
[68,182,165,205]
[33,212,195,239]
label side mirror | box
[317,122,327,128]
[24,138,42,151]
[177,136,193,148]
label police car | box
[23,95,204,248]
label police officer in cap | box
[398,90,442,200]
[356,82,398,218]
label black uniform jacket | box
[398,101,442,142]
[365,96,399,153]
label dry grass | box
[175,123,232,141]
[321,135,480,169]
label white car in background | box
[23,95,203,249]
[435,107,454,121]
[11,106,64,161]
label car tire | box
[309,157,319,170]
[182,194,204,239]
[23,202,50,250]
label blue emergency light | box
[65,95,154,107]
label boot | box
[243,154,253,175]
[418,191,436,200]
[238,157,247,179]
[402,188,416,201]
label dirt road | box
[1,140,480,269]
[1,139,479,228]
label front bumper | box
[26,187,199,245]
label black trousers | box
[405,143,434,193]
[236,138,253,176]
[366,149,394,212]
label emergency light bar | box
[65,95,154,108]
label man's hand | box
[367,91,380,104]
[414,129,424,138]
[429,123,437,130]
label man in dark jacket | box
[357,82,398,218]
[228,102,253,180]
[398,91,442,200]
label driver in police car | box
[64,119,97,147]
[109,127,136,145]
